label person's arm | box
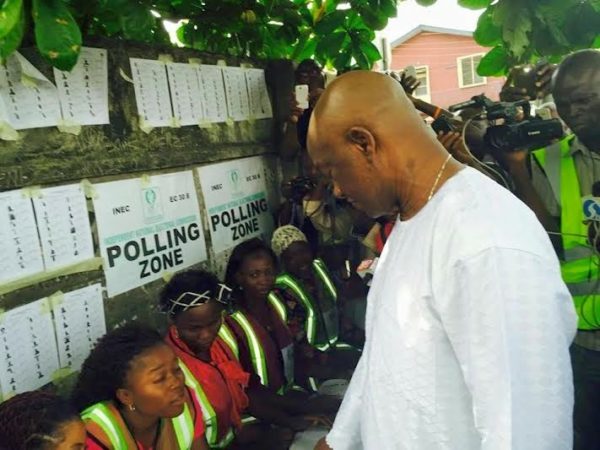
[495,150,561,250]
[280,95,305,161]
[319,352,367,450]
[437,247,577,450]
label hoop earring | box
[129,404,136,412]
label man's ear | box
[346,126,376,160]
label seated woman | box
[224,238,296,393]
[161,269,327,449]
[0,390,86,450]
[72,323,208,450]
[271,225,362,384]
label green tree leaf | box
[32,0,82,71]
[314,10,345,34]
[477,44,509,76]
[457,0,490,10]
[0,3,24,60]
[502,7,531,58]
[415,0,437,6]
[473,6,501,47]
[0,0,23,39]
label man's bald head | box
[307,70,446,218]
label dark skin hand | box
[500,63,556,102]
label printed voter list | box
[92,171,207,297]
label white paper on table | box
[32,184,94,271]
[166,62,205,126]
[130,58,173,128]
[245,68,272,119]
[54,47,109,126]
[51,284,106,371]
[0,52,61,130]
[0,189,45,284]
[198,65,228,123]
[222,66,251,121]
[0,298,60,397]
[290,427,329,450]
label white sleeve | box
[436,247,577,450]
[325,351,367,450]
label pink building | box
[389,25,504,109]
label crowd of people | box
[1,48,600,450]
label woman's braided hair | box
[0,390,79,450]
[71,323,165,411]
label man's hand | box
[287,94,304,124]
[315,437,333,450]
[492,147,529,174]
[436,131,472,165]
[500,62,556,102]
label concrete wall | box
[391,32,504,108]
[0,37,293,392]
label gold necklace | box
[427,154,452,201]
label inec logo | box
[583,195,600,222]
[141,186,164,223]
[228,169,243,197]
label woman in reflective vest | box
[533,136,600,329]
[160,268,335,448]
[224,238,296,393]
[72,323,208,450]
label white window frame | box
[413,65,431,103]
[457,53,487,88]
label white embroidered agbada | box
[326,167,577,450]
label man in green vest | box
[498,50,600,450]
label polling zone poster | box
[93,171,207,297]
[197,156,274,254]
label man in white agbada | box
[308,71,577,450]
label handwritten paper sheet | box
[0,298,59,397]
[130,58,173,128]
[32,184,94,271]
[51,284,106,371]
[0,52,61,130]
[0,190,44,284]
[222,66,251,121]
[245,68,272,119]
[166,62,205,126]
[198,65,228,123]
[54,47,109,126]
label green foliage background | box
[1,0,600,74]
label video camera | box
[448,94,564,153]
[282,176,317,202]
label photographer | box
[497,50,600,450]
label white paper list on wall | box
[198,65,228,124]
[54,47,109,126]
[222,66,251,122]
[166,62,205,126]
[0,52,61,130]
[0,298,60,398]
[32,184,94,271]
[0,190,45,284]
[130,58,173,128]
[51,284,106,371]
[245,68,273,119]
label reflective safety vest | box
[179,360,235,449]
[275,258,340,351]
[81,400,194,449]
[217,322,239,360]
[228,292,291,392]
[533,136,600,329]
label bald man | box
[309,71,577,450]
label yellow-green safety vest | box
[81,400,194,449]
[179,360,235,449]
[228,292,292,392]
[217,321,239,360]
[532,136,600,329]
[275,258,340,351]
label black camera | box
[449,94,564,153]
[282,176,317,202]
